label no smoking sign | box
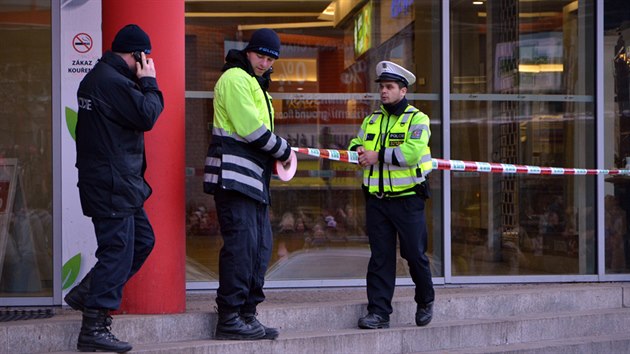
[73,33,93,53]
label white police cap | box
[375,61,416,87]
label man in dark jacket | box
[64,24,164,353]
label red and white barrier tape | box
[292,147,360,164]
[291,147,630,176]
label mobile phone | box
[132,51,143,68]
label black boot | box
[241,312,279,340]
[77,308,132,353]
[64,271,92,312]
[358,313,390,329]
[415,301,433,326]
[215,312,265,340]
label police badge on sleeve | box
[410,129,422,139]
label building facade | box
[1,0,630,308]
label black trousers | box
[214,189,272,314]
[85,208,155,310]
[364,193,434,319]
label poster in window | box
[354,1,372,58]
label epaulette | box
[368,110,383,124]
[400,106,419,125]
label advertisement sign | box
[60,0,102,294]
[380,0,414,44]
[354,1,372,58]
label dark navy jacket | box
[75,51,164,218]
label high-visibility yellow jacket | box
[204,50,291,204]
[349,104,432,197]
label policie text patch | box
[388,132,405,147]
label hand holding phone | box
[132,51,143,68]
[133,51,156,79]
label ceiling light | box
[185,12,321,18]
[318,2,335,21]
[238,22,334,30]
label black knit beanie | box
[112,24,152,54]
[243,28,280,59]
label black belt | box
[369,192,417,200]
[363,181,429,200]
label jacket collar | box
[101,51,136,79]
[382,97,409,117]
[222,49,272,91]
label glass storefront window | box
[604,0,630,274]
[450,0,596,275]
[0,2,53,297]
[185,0,443,284]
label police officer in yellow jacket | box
[349,61,434,330]
[204,28,292,341]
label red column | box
[102,1,186,314]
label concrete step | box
[49,307,630,354]
[421,332,630,354]
[2,283,628,353]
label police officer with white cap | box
[349,60,435,330]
